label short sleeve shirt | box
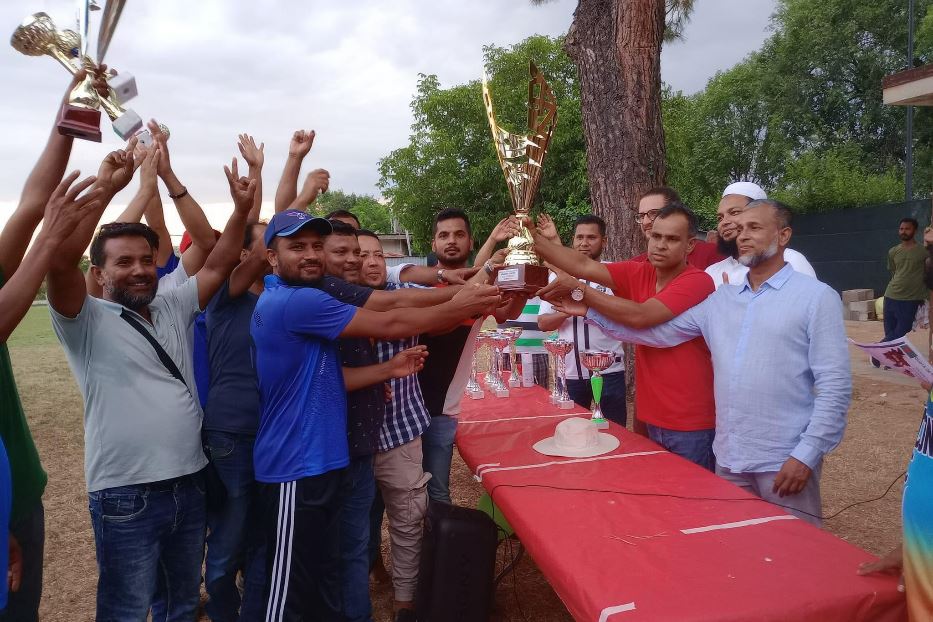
[885,244,929,302]
[251,275,357,482]
[50,277,208,491]
[205,281,261,434]
[605,261,716,431]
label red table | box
[455,387,906,622]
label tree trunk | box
[564,0,667,261]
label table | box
[455,386,906,622]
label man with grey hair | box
[554,199,851,526]
[706,182,815,288]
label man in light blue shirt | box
[560,200,851,526]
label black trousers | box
[261,468,347,622]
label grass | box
[8,305,58,349]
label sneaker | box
[395,608,417,622]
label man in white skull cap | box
[705,181,816,288]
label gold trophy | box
[481,62,557,293]
[11,11,142,142]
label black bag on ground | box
[416,500,498,622]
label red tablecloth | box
[455,387,906,622]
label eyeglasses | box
[633,209,661,224]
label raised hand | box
[41,171,104,242]
[148,119,173,178]
[224,158,257,214]
[300,169,330,201]
[536,213,560,242]
[489,216,520,244]
[96,137,137,196]
[136,145,161,191]
[387,345,429,378]
[289,129,316,159]
[238,133,265,170]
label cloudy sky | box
[0,0,776,235]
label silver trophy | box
[466,331,489,400]
[488,331,511,398]
[544,338,575,409]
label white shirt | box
[539,272,626,380]
[158,259,190,292]
[705,248,815,289]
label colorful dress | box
[904,392,933,619]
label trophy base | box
[549,395,559,404]
[509,377,521,388]
[57,105,102,142]
[494,388,510,398]
[494,263,550,295]
[112,110,143,140]
[558,399,575,410]
[469,389,485,400]
[590,417,609,430]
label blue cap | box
[264,210,333,246]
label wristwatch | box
[436,269,447,284]
[570,287,585,302]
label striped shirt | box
[498,297,547,354]
[375,281,431,451]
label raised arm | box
[238,133,264,221]
[284,169,330,213]
[528,219,613,287]
[0,75,83,280]
[228,232,269,298]
[275,129,314,212]
[540,270,675,329]
[343,345,427,391]
[364,285,460,311]
[115,146,161,224]
[581,303,705,349]
[0,173,102,341]
[195,159,256,309]
[142,193,174,267]
[474,216,516,267]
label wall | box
[791,199,932,295]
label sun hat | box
[264,210,332,247]
[722,181,767,201]
[532,417,620,458]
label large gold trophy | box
[10,6,141,142]
[482,62,557,293]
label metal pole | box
[906,0,915,201]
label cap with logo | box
[264,210,333,247]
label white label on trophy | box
[497,268,519,283]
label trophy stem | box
[589,372,609,429]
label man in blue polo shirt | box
[252,210,499,621]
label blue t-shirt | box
[205,281,260,434]
[251,275,357,482]
[192,312,209,409]
[156,252,180,279]
[0,438,10,610]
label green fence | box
[791,199,931,296]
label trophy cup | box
[545,338,575,409]
[489,331,511,398]
[482,62,557,294]
[11,11,142,141]
[580,350,614,429]
[504,327,523,388]
[466,331,487,400]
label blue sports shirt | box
[251,274,357,482]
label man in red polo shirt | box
[533,203,717,470]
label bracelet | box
[436,269,447,284]
[168,187,188,200]
[483,260,495,276]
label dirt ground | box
[6,308,923,621]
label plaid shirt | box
[375,281,431,451]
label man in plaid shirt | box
[358,231,431,622]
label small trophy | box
[488,331,511,398]
[545,338,575,409]
[482,62,557,294]
[11,11,142,141]
[581,350,614,429]
[466,332,488,400]
[504,327,523,388]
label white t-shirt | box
[705,248,816,289]
[158,259,190,292]
[538,273,626,380]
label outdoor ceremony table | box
[455,386,906,622]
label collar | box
[740,261,794,293]
[97,296,151,320]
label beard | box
[737,240,780,268]
[717,235,739,258]
[108,280,158,310]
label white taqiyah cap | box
[722,181,767,201]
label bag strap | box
[120,309,189,390]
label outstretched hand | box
[223,158,257,213]
[489,216,520,244]
[550,297,588,317]
[238,133,265,170]
[41,171,104,243]
[857,545,905,592]
[148,120,173,178]
[96,137,137,196]
[537,269,579,302]
[300,169,330,201]
[289,129,316,158]
[536,214,560,242]
[387,345,429,379]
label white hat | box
[722,181,767,201]
[533,417,620,458]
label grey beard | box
[737,241,779,268]
[108,282,158,311]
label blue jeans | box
[882,297,923,342]
[203,431,265,622]
[340,455,376,622]
[88,473,206,622]
[646,425,715,472]
[0,500,44,621]
[566,371,628,427]
[422,415,458,503]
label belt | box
[146,472,201,492]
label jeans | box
[716,462,823,527]
[203,431,265,622]
[882,297,923,342]
[566,371,628,427]
[88,473,206,622]
[422,415,458,503]
[0,501,44,621]
[646,425,715,472]
[368,490,385,569]
[340,455,376,622]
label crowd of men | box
[0,71,930,622]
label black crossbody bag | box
[120,310,227,510]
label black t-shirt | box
[314,276,384,457]
[418,323,474,417]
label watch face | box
[571,288,584,301]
